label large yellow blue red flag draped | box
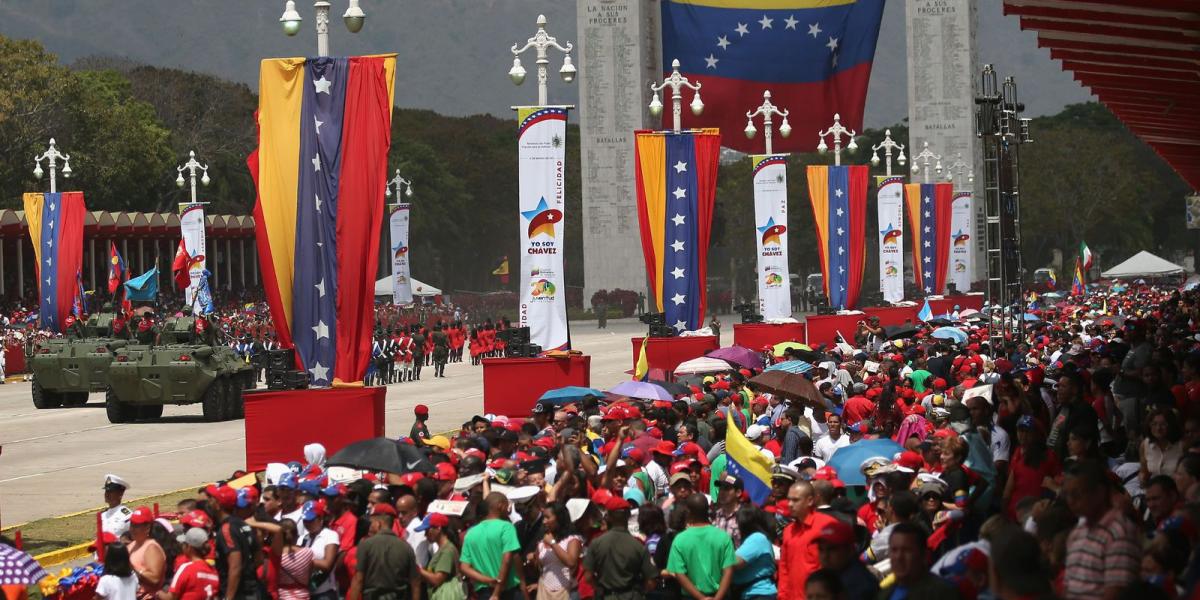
[248,55,396,386]
[662,0,884,154]
[806,165,868,309]
[635,129,721,333]
[24,192,85,332]
[724,411,773,504]
[904,182,954,295]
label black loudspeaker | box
[268,370,310,390]
[267,349,294,370]
[816,304,836,316]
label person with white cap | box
[102,474,133,538]
[743,424,775,462]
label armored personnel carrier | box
[30,313,126,409]
[105,316,255,423]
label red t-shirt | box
[169,559,221,600]
[1006,447,1061,517]
[330,511,358,552]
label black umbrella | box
[648,379,690,397]
[327,437,435,474]
[926,317,954,327]
[885,324,919,340]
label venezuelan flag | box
[634,129,721,333]
[904,182,954,295]
[662,0,884,154]
[723,411,773,504]
[24,192,86,333]
[806,165,868,309]
[1072,258,1085,296]
[634,337,650,381]
[249,55,396,386]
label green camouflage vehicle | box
[105,316,256,423]
[30,313,126,409]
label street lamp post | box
[944,152,974,190]
[870,129,907,177]
[910,141,943,184]
[649,59,703,133]
[385,169,413,199]
[508,14,575,107]
[176,151,211,204]
[816,113,857,166]
[33,138,72,194]
[279,0,365,57]
[743,90,791,155]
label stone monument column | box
[905,0,985,288]
[576,0,661,310]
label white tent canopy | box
[1100,250,1186,279]
[374,276,442,298]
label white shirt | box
[101,504,132,537]
[644,459,669,498]
[300,527,340,595]
[814,433,851,461]
[991,425,1011,464]
[281,507,304,527]
[405,517,431,567]
[95,574,138,600]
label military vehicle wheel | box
[138,404,164,420]
[32,378,62,409]
[243,372,256,391]
[202,378,225,422]
[228,378,245,419]
[105,388,133,424]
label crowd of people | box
[68,283,1200,600]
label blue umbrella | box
[538,386,605,404]
[765,360,814,375]
[1022,313,1040,321]
[930,326,968,344]
[827,438,905,486]
[609,380,673,401]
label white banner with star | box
[388,204,413,305]
[876,177,905,304]
[751,155,791,319]
[516,106,569,351]
[178,202,207,314]
[949,191,973,294]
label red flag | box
[107,242,127,295]
[172,239,191,291]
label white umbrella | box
[673,356,733,375]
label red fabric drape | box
[55,192,86,330]
[934,182,954,295]
[633,130,659,306]
[248,145,296,356]
[845,165,869,309]
[692,130,721,324]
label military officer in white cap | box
[100,474,132,537]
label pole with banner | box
[871,130,907,304]
[945,153,974,294]
[385,169,414,305]
[744,91,793,319]
[176,150,210,314]
[508,14,575,351]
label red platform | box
[864,305,918,326]
[803,314,864,348]
[482,355,591,418]
[6,344,25,374]
[930,294,985,315]
[630,336,720,376]
[732,323,807,351]
[244,386,385,472]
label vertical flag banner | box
[388,204,412,305]
[516,106,570,351]
[1080,241,1093,271]
[751,155,791,320]
[948,192,973,293]
[661,0,885,154]
[107,241,128,295]
[248,54,397,386]
[178,202,207,313]
[876,176,905,304]
[24,192,86,332]
[634,129,721,333]
[805,165,868,310]
[1071,258,1085,295]
[904,182,954,295]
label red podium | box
[243,386,386,472]
[630,336,720,375]
[732,323,807,351]
[803,315,864,347]
[482,355,591,418]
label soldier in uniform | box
[409,324,426,381]
[193,316,216,346]
[101,474,133,537]
[431,323,450,378]
[135,314,158,345]
[64,315,86,339]
[110,314,130,340]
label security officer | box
[409,324,426,381]
[100,474,132,537]
[432,323,450,378]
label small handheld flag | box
[172,239,192,291]
[634,338,650,381]
[723,412,774,505]
[124,267,160,302]
[1080,241,1093,271]
[918,299,933,322]
[108,242,128,295]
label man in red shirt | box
[778,480,839,600]
[162,528,221,600]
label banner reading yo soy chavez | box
[751,155,791,319]
[948,191,973,294]
[388,204,412,305]
[179,202,207,314]
[876,176,905,304]
[516,106,569,351]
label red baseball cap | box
[812,466,839,481]
[603,496,632,511]
[815,519,855,546]
[653,441,676,456]
[895,451,924,472]
[370,503,397,516]
[432,462,458,482]
[415,404,429,416]
[669,460,693,475]
[533,437,557,449]
[180,510,212,530]
[130,506,155,525]
[206,485,238,511]
[398,473,426,487]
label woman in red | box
[1001,415,1060,518]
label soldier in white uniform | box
[100,474,132,537]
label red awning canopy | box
[1003,0,1200,191]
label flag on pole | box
[634,128,721,333]
[171,239,192,291]
[634,338,650,381]
[723,412,774,505]
[492,256,510,285]
[904,182,954,295]
[918,299,933,322]
[193,270,215,315]
[1072,258,1085,296]
[249,54,397,386]
[24,192,86,333]
[107,242,128,295]
[806,165,869,309]
[1080,241,1093,271]
[660,0,885,154]
[73,271,86,317]
[124,267,160,302]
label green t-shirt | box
[427,542,461,597]
[460,519,522,591]
[708,454,728,502]
[665,525,736,595]
[909,369,932,393]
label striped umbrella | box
[0,544,49,585]
[765,360,814,375]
